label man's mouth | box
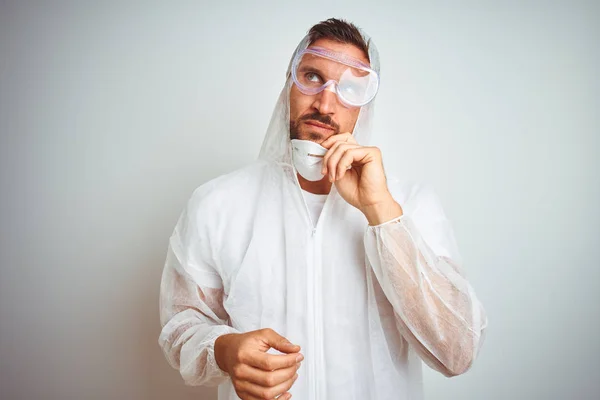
[304,121,335,131]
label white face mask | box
[291,139,328,181]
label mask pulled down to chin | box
[290,139,328,181]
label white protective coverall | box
[158,31,487,400]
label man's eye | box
[305,72,322,83]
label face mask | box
[291,139,328,181]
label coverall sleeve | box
[158,193,239,386]
[363,184,487,377]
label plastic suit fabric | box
[159,31,487,400]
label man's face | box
[289,38,370,143]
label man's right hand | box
[214,328,303,400]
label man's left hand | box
[321,133,403,225]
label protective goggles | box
[291,46,379,108]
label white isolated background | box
[1,1,598,399]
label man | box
[159,18,487,400]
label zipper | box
[291,167,318,399]
[291,165,331,400]
[312,210,328,400]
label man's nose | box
[313,86,339,115]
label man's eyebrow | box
[298,64,326,75]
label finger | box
[322,140,347,175]
[326,144,360,181]
[335,146,375,180]
[337,147,381,181]
[237,389,291,400]
[321,132,351,149]
[325,143,355,181]
[236,373,299,400]
[323,142,359,177]
[335,150,354,181]
[259,328,301,354]
[236,392,266,400]
[271,375,298,399]
[238,362,300,387]
[321,132,356,149]
[243,393,288,400]
[321,133,360,174]
[247,351,303,371]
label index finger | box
[321,132,356,148]
[245,350,303,371]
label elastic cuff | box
[368,213,405,228]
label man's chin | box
[301,128,336,143]
[291,129,322,143]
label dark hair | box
[308,18,369,61]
